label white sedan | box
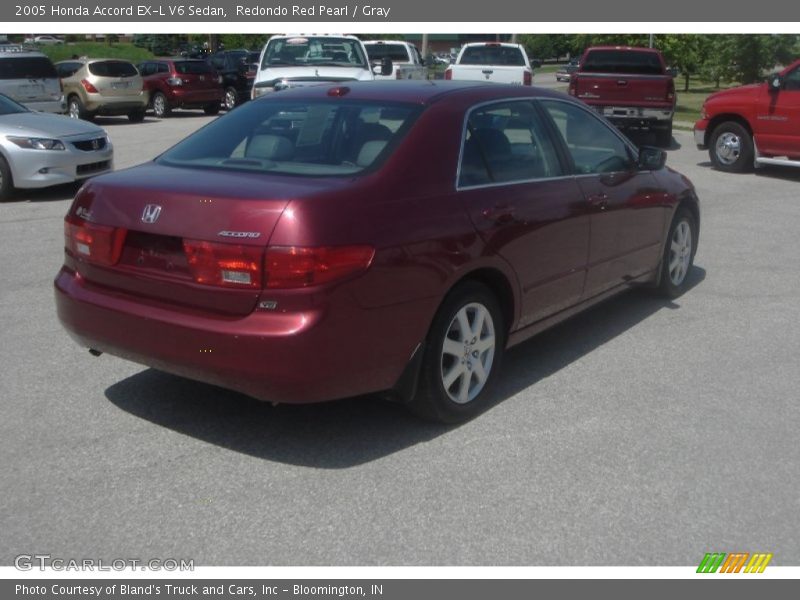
[23,35,65,45]
[0,94,113,200]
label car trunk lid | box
[65,163,316,316]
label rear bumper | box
[591,104,674,126]
[167,88,224,107]
[54,267,426,404]
[84,93,147,114]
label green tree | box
[657,34,709,91]
[702,35,797,84]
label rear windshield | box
[581,50,664,75]
[157,99,420,177]
[262,37,369,69]
[0,57,57,79]
[460,46,526,66]
[88,61,138,78]
[366,44,411,62]
[174,61,213,74]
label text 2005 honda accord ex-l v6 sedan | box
[55,81,700,423]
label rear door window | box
[56,62,82,78]
[540,100,634,174]
[458,100,563,187]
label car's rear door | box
[457,99,590,327]
[539,99,669,299]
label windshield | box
[581,50,664,75]
[261,37,369,69]
[460,46,526,66]
[0,93,29,115]
[88,60,138,78]
[157,98,420,177]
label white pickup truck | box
[363,40,427,80]
[251,34,391,98]
[445,42,533,86]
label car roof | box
[462,42,523,48]
[255,80,573,106]
[56,58,136,65]
[0,51,50,59]
[585,45,663,54]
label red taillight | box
[523,70,532,86]
[264,246,374,289]
[444,68,452,80]
[568,77,577,96]
[80,79,98,94]
[64,215,126,267]
[667,78,676,102]
[183,239,264,289]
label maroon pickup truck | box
[569,46,676,146]
[694,59,800,172]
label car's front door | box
[457,99,591,328]
[539,99,669,300]
[756,62,800,157]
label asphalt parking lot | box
[1,110,799,566]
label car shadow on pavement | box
[105,266,706,469]
[695,161,800,182]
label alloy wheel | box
[440,302,496,404]
[668,220,692,286]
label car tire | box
[127,108,146,123]
[709,121,753,173]
[67,95,92,121]
[656,122,673,148]
[152,92,171,119]
[203,103,220,116]
[223,87,238,111]
[0,154,14,202]
[657,207,698,298]
[409,281,506,423]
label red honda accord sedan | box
[55,81,700,422]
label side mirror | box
[769,74,783,92]
[638,146,667,170]
[667,67,678,78]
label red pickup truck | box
[569,46,676,146]
[694,59,800,172]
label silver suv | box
[0,46,65,113]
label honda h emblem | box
[141,204,162,224]
[91,138,100,150]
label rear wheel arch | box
[448,267,517,338]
